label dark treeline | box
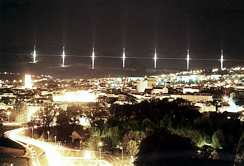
[97,98,243,165]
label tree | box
[38,104,59,130]
[56,105,82,126]
[235,132,244,166]
[212,130,225,149]
[93,98,241,165]
[135,128,196,166]
[55,105,83,142]
[126,140,139,157]
[122,131,145,156]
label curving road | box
[4,127,112,166]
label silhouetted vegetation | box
[96,98,243,165]
[135,128,195,166]
[30,98,243,165]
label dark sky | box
[0,0,244,77]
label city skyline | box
[1,1,244,166]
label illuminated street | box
[5,127,113,166]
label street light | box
[80,140,82,149]
[54,136,57,144]
[117,144,124,161]
[121,146,124,161]
[130,156,135,163]
[32,125,37,138]
[6,111,11,121]
[98,141,103,160]
[47,131,50,142]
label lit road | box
[4,127,113,166]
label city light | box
[53,90,97,103]
[98,141,103,147]
[27,105,40,122]
[223,96,229,103]
[82,150,94,160]
[227,96,242,113]
[79,116,91,127]
[24,74,32,89]
[2,2,244,166]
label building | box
[24,74,32,89]
[151,87,169,95]
[136,80,148,93]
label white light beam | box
[153,48,157,69]
[61,46,66,67]
[186,49,190,71]
[32,45,37,63]
[122,48,126,69]
[220,49,224,70]
[91,47,95,70]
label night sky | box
[0,0,244,77]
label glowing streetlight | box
[117,144,124,161]
[153,48,157,69]
[130,156,135,163]
[32,45,37,63]
[220,49,224,70]
[47,130,50,142]
[98,141,103,160]
[6,111,11,121]
[54,136,57,144]
[61,46,66,67]
[186,49,190,71]
[120,146,124,161]
[98,141,103,147]
[91,47,95,70]
[122,48,126,69]
[80,140,82,149]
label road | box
[4,127,113,166]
